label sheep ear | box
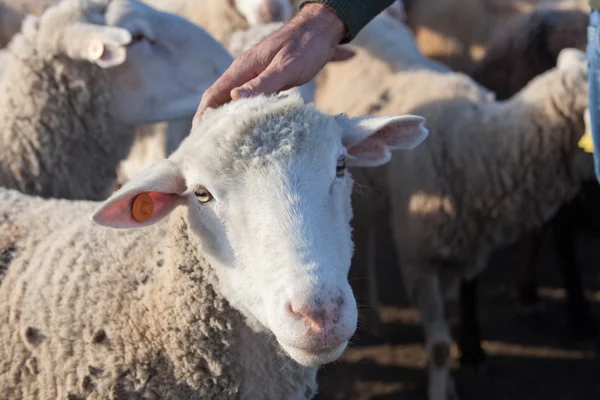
[557,48,587,72]
[91,160,187,229]
[337,114,428,167]
[63,24,132,69]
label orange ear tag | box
[132,193,154,223]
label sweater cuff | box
[299,0,395,44]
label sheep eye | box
[336,156,346,178]
[194,187,213,204]
[130,33,146,45]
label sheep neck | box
[0,50,132,201]
[139,208,318,398]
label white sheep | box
[0,0,233,201]
[0,92,429,399]
[315,11,592,397]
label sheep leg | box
[409,273,456,400]
[552,204,598,339]
[458,277,487,368]
[515,228,545,315]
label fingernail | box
[233,88,251,99]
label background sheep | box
[0,93,428,399]
[0,0,233,200]
[314,10,592,396]
[457,5,598,369]
[389,48,590,400]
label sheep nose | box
[288,296,345,334]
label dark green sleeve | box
[299,0,395,43]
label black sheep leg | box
[553,203,598,339]
[458,277,487,368]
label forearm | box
[299,0,395,43]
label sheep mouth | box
[279,341,348,367]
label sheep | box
[316,11,592,397]
[403,0,589,72]
[0,92,429,399]
[456,6,596,368]
[0,0,233,201]
[395,51,590,399]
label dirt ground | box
[315,228,600,400]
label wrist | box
[296,2,348,45]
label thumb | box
[231,62,288,100]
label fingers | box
[230,60,288,100]
[195,53,266,117]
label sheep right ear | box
[91,160,187,229]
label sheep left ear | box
[337,114,428,167]
[91,159,187,229]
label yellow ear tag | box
[578,129,595,154]
[132,193,154,223]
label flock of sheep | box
[0,0,597,399]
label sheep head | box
[25,0,234,125]
[92,93,428,367]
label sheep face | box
[233,0,293,25]
[34,0,233,125]
[92,94,428,367]
[101,0,234,124]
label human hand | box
[195,3,352,116]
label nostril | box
[288,303,327,333]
